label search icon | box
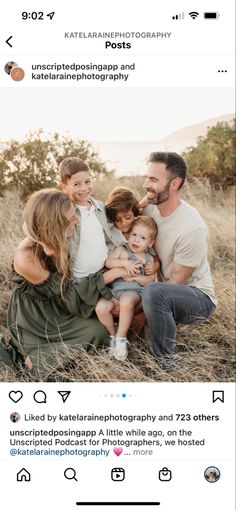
[33,390,47,403]
[64,468,78,481]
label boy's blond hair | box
[59,157,90,184]
[130,215,157,240]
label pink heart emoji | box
[113,447,123,456]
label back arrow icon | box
[6,36,13,48]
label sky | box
[0,87,234,143]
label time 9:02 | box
[22,12,55,20]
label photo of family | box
[0,87,234,382]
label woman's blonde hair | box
[23,189,72,287]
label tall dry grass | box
[0,177,235,382]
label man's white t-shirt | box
[72,205,108,278]
[144,200,217,305]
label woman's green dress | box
[7,270,111,379]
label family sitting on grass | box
[0,152,217,379]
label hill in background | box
[94,114,234,175]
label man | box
[142,152,217,360]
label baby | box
[96,216,158,360]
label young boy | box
[105,186,140,251]
[59,157,114,279]
[59,158,131,324]
[95,216,158,360]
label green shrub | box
[183,119,235,185]
[0,129,108,198]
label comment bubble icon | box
[33,391,47,404]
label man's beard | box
[147,182,170,205]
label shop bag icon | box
[158,467,172,481]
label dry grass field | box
[0,176,235,382]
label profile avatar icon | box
[4,61,25,81]
[11,67,25,81]
[204,466,220,483]
[10,412,21,423]
[4,61,18,75]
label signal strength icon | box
[172,12,185,20]
[189,11,199,19]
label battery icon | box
[204,12,220,19]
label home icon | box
[17,468,31,482]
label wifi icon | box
[189,11,199,19]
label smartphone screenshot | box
[0,1,235,509]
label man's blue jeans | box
[142,283,216,358]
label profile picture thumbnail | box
[204,466,221,483]
[4,61,18,75]
[4,61,25,81]
[11,67,25,81]
[10,412,21,423]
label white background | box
[0,383,235,510]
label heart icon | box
[9,391,23,403]
[113,447,123,457]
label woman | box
[6,189,111,380]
